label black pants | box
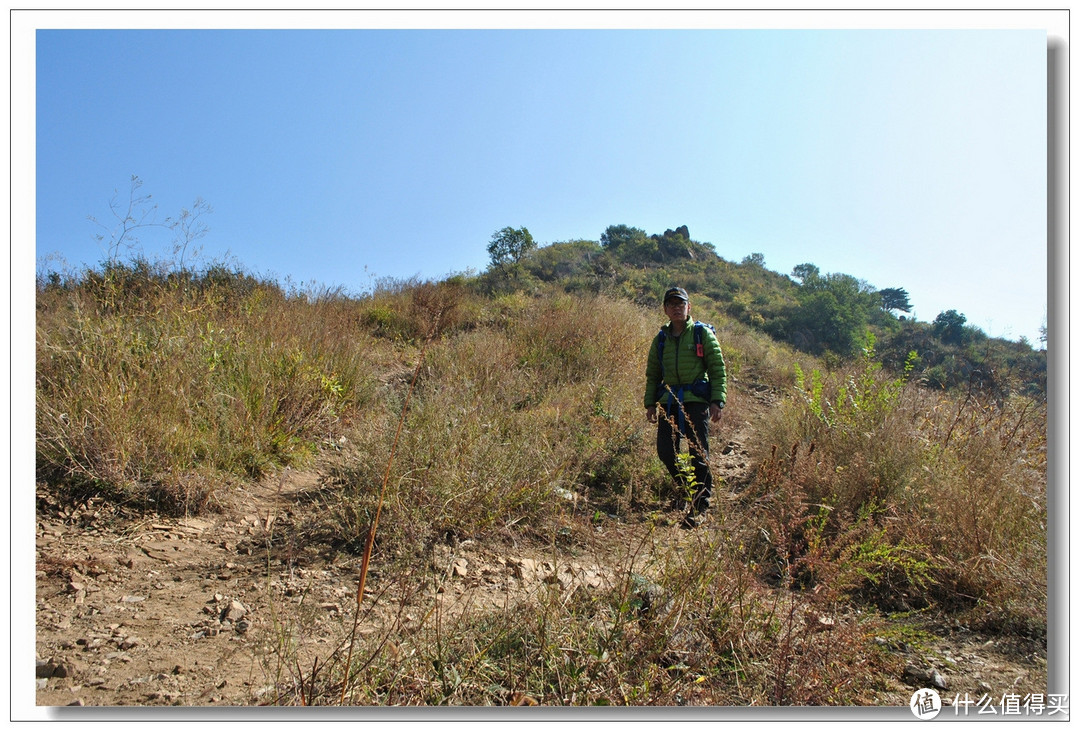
[656,400,712,512]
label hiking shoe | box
[681,511,705,529]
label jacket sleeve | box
[644,334,661,408]
[703,327,727,405]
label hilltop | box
[482,224,1045,398]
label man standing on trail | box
[644,287,727,528]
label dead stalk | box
[339,318,442,705]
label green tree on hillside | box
[601,224,661,265]
[791,262,820,283]
[600,224,647,250]
[784,272,878,356]
[933,309,968,345]
[879,287,912,314]
[487,226,536,268]
[742,252,766,268]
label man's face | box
[664,298,690,322]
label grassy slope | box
[35,260,1047,705]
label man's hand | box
[646,406,657,424]
[709,403,723,424]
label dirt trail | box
[34,470,647,707]
[34,377,1046,708]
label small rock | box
[807,613,835,631]
[120,595,146,603]
[904,664,931,683]
[977,681,993,694]
[630,574,669,617]
[553,487,577,502]
[903,664,948,690]
[221,599,247,622]
[451,559,468,577]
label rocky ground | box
[33,379,1048,710]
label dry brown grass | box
[749,347,1046,634]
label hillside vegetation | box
[35,227,1047,705]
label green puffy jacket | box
[644,317,727,408]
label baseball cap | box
[663,287,689,304]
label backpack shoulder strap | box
[693,322,713,357]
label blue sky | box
[33,21,1049,344]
